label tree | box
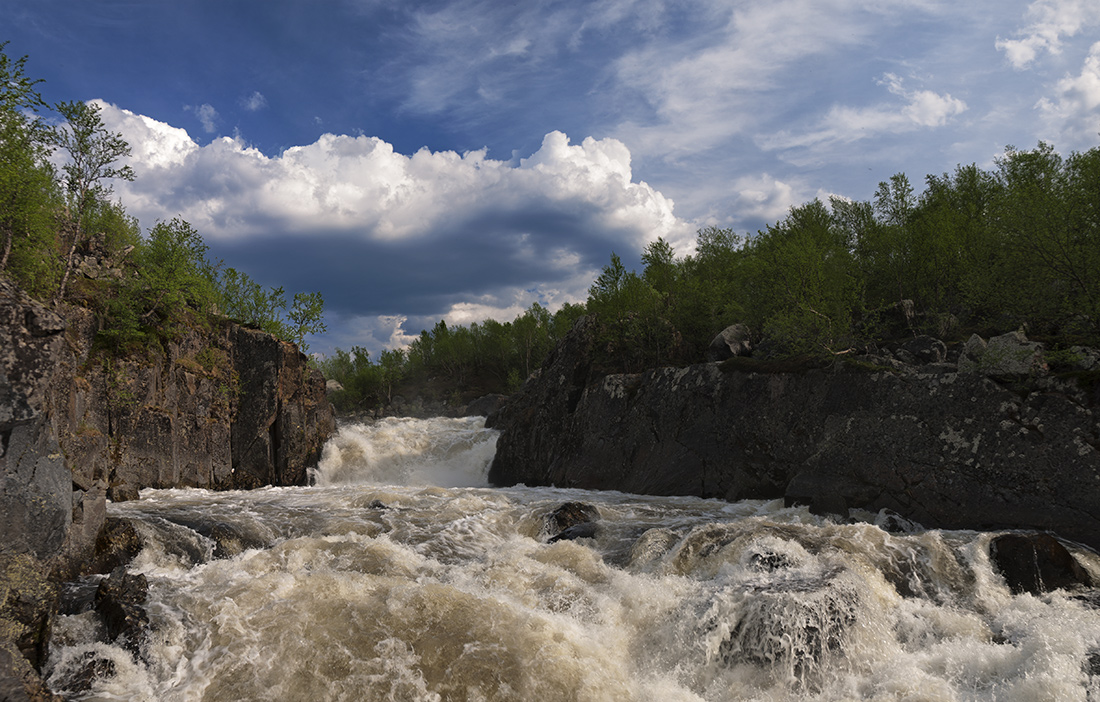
[48,100,135,301]
[287,291,327,354]
[0,42,60,292]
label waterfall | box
[46,418,1100,701]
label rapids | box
[47,417,1100,701]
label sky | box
[4,0,1100,356]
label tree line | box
[583,142,1100,373]
[323,138,1100,411]
[0,43,325,354]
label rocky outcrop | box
[0,276,334,691]
[489,319,1100,551]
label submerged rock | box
[716,569,861,686]
[989,532,1093,595]
[542,502,600,542]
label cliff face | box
[1,275,335,695]
[489,318,1100,551]
[0,274,334,570]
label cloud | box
[996,0,1100,69]
[1036,41,1100,147]
[730,174,804,223]
[185,103,219,133]
[94,102,691,354]
[758,73,967,151]
[241,91,268,111]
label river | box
[46,417,1100,701]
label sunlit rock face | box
[490,320,1100,551]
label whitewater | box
[46,416,1100,701]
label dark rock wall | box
[489,319,1100,551]
[0,275,334,694]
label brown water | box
[47,417,1100,701]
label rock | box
[898,335,947,365]
[715,569,860,685]
[959,331,1045,378]
[491,319,1100,551]
[706,324,753,362]
[989,533,1093,595]
[464,394,508,418]
[325,379,344,394]
[873,509,923,534]
[548,523,598,543]
[94,567,148,653]
[543,502,600,538]
[0,642,62,701]
[90,518,144,575]
[0,280,73,561]
[0,554,58,671]
[106,485,139,503]
[230,326,336,488]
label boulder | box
[896,335,947,365]
[94,567,148,653]
[959,331,1045,378]
[989,532,1093,595]
[464,394,507,418]
[706,324,753,362]
[542,502,600,542]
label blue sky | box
[4,0,1100,355]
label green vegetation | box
[322,140,1100,412]
[0,43,324,357]
[318,303,584,414]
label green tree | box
[0,42,60,293]
[287,291,327,354]
[49,99,135,301]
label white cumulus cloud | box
[92,102,691,354]
[997,0,1100,69]
[1036,41,1100,147]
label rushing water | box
[47,417,1100,701]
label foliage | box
[0,42,61,294]
[48,99,135,300]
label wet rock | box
[90,518,144,575]
[543,502,600,538]
[989,533,1093,595]
[94,567,148,653]
[874,509,923,534]
[747,551,797,572]
[706,324,753,362]
[48,650,116,698]
[0,642,62,702]
[159,516,268,560]
[548,522,598,543]
[717,570,860,686]
[106,484,139,503]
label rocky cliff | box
[0,276,334,697]
[489,318,1100,550]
